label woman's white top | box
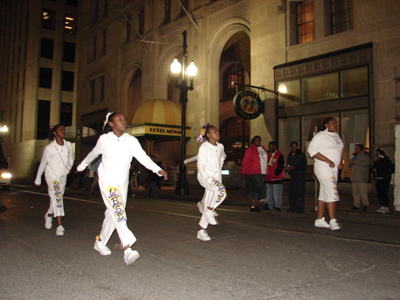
[258,147,268,175]
[77,132,161,185]
[35,140,74,185]
[197,141,226,185]
[308,129,344,167]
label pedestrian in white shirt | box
[196,124,227,241]
[76,112,168,265]
[308,117,343,230]
[35,124,74,236]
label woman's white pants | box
[98,181,137,247]
[199,179,227,229]
[45,175,66,217]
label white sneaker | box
[56,225,64,236]
[197,229,211,241]
[197,201,203,214]
[329,218,341,230]
[314,217,330,228]
[123,248,140,265]
[209,213,218,226]
[44,213,52,229]
[382,207,389,214]
[259,198,266,204]
[94,239,111,256]
[376,206,384,213]
[213,210,219,217]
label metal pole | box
[175,31,189,195]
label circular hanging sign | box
[233,89,263,119]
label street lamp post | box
[171,31,197,195]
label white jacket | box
[77,132,161,185]
[308,129,344,167]
[35,140,74,185]
[197,141,226,185]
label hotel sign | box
[126,123,191,139]
[233,89,263,120]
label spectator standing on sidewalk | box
[348,144,371,211]
[241,136,268,212]
[372,148,393,214]
[308,117,343,231]
[286,141,307,214]
[263,141,285,211]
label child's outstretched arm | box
[76,138,102,173]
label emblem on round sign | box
[233,89,263,119]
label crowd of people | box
[241,117,395,230]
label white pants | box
[199,179,227,229]
[314,164,340,203]
[98,181,136,247]
[45,175,66,217]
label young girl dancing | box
[196,124,227,241]
[35,124,74,236]
[77,112,167,265]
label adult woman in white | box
[308,117,343,230]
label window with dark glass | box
[139,7,144,36]
[99,75,105,101]
[63,42,76,62]
[40,38,54,59]
[126,14,131,43]
[90,79,95,104]
[37,100,51,139]
[65,14,77,34]
[297,0,314,44]
[66,0,78,7]
[222,65,244,101]
[102,30,107,55]
[180,0,188,17]
[62,71,74,91]
[42,9,56,30]
[165,0,171,24]
[39,67,52,89]
[92,36,97,60]
[331,0,353,34]
[60,102,73,127]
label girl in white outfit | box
[77,112,168,265]
[308,117,343,230]
[35,124,74,236]
[196,124,227,241]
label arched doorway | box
[219,31,250,164]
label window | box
[139,7,144,36]
[302,73,339,103]
[340,66,368,98]
[66,0,78,7]
[65,14,77,34]
[297,0,315,44]
[278,67,368,107]
[92,36,97,60]
[165,0,171,24]
[41,38,54,59]
[102,30,107,55]
[37,100,51,139]
[331,0,353,34]
[99,75,105,101]
[180,0,188,18]
[60,102,73,127]
[63,42,76,63]
[222,65,244,101]
[39,67,52,89]
[90,79,95,104]
[126,14,131,43]
[42,9,56,30]
[219,118,249,164]
[61,71,74,91]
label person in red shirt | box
[263,141,285,211]
[241,136,268,212]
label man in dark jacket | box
[286,141,307,213]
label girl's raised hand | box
[158,170,168,180]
